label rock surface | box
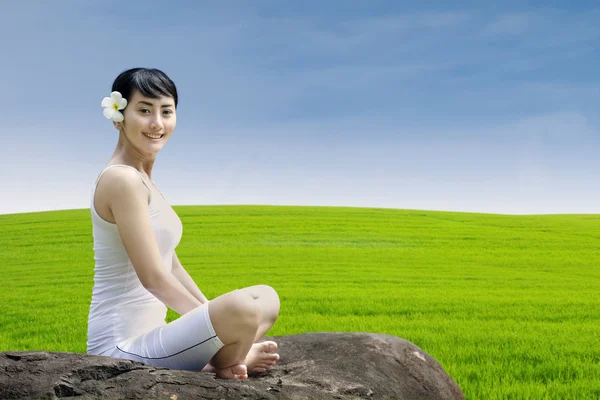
[0,332,464,399]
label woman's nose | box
[150,117,163,130]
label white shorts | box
[103,301,225,371]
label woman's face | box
[116,90,177,154]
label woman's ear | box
[113,121,121,131]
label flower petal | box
[111,91,122,102]
[103,107,114,119]
[112,111,124,122]
[118,98,127,110]
[101,97,112,108]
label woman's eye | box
[140,109,172,115]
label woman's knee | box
[231,290,261,323]
[208,290,260,343]
[242,284,280,304]
[260,284,279,299]
[240,284,280,324]
[257,284,280,322]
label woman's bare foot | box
[202,362,248,379]
[243,341,280,373]
[201,341,280,378]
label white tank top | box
[86,164,183,355]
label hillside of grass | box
[1,205,599,399]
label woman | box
[86,68,280,380]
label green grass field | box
[0,205,598,399]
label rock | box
[0,332,464,399]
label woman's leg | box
[110,301,231,372]
[235,285,280,342]
[206,290,261,370]
[207,285,280,369]
[109,286,280,377]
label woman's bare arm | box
[104,168,202,315]
[171,252,210,304]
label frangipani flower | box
[101,91,128,122]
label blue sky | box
[1,1,599,215]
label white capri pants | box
[103,302,225,371]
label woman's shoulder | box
[95,166,152,212]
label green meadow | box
[0,205,598,399]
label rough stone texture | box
[0,332,464,399]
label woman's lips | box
[142,132,164,140]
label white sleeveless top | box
[86,165,183,355]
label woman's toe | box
[261,341,278,352]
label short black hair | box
[111,68,178,108]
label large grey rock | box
[0,332,464,399]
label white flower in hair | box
[101,91,128,122]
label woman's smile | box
[142,132,164,140]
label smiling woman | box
[86,68,281,380]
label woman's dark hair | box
[111,68,178,108]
